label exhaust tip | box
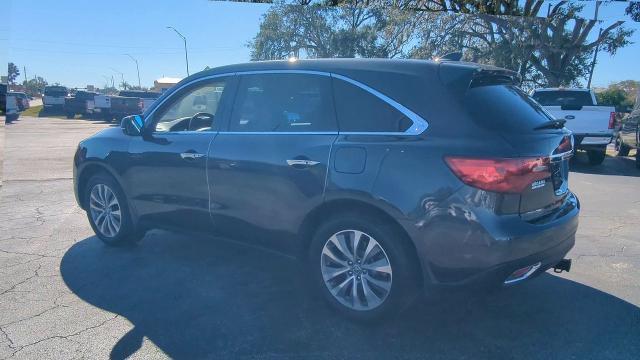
[504,262,541,284]
[553,259,572,273]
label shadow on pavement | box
[61,232,640,360]
[570,152,639,177]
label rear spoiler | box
[438,62,521,94]
[469,68,521,88]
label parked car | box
[65,90,98,118]
[8,91,30,111]
[43,85,69,111]
[74,59,579,320]
[94,90,161,122]
[0,83,6,114]
[4,94,20,123]
[614,108,640,168]
[531,88,615,165]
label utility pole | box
[167,26,190,76]
[23,66,28,85]
[125,54,141,88]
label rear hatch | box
[450,69,574,222]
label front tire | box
[85,173,142,246]
[587,148,606,165]
[309,213,417,321]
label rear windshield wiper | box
[534,119,566,130]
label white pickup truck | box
[531,88,615,165]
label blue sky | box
[5,0,639,88]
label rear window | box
[465,85,554,131]
[44,86,68,97]
[532,90,594,106]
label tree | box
[626,1,640,22]
[23,76,48,97]
[8,63,20,85]
[250,1,418,60]
[596,80,639,112]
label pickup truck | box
[43,85,69,112]
[65,90,99,118]
[532,88,615,165]
[615,106,640,169]
[94,90,160,122]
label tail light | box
[445,157,551,193]
[608,112,616,129]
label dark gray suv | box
[73,59,579,320]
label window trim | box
[146,74,232,134]
[144,70,429,136]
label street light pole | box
[167,26,190,76]
[125,54,141,88]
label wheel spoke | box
[351,276,359,308]
[322,246,348,267]
[362,238,377,263]
[329,233,352,260]
[322,265,349,281]
[364,258,392,274]
[352,231,363,260]
[364,274,391,292]
[362,277,383,307]
[330,276,353,297]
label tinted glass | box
[229,73,336,132]
[154,79,226,132]
[44,86,68,97]
[332,78,412,133]
[532,90,594,106]
[466,85,554,131]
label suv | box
[43,85,68,111]
[73,59,579,320]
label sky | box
[4,0,640,89]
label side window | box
[154,79,227,132]
[332,78,412,133]
[229,73,336,132]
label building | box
[153,77,182,93]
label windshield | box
[532,90,595,106]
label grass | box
[21,105,83,120]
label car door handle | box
[180,152,205,160]
[286,159,320,168]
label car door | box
[126,76,234,231]
[208,72,338,252]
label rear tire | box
[615,137,630,156]
[85,173,144,246]
[587,148,606,165]
[66,112,74,119]
[309,213,418,321]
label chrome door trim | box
[144,69,430,136]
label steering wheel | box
[188,112,215,131]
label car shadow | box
[570,151,639,177]
[61,232,640,360]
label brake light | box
[608,112,616,129]
[445,157,551,193]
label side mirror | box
[121,115,144,136]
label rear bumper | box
[403,191,579,289]
[574,133,612,148]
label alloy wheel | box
[89,184,121,237]
[320,229,392,311]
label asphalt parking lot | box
[1,115,639,359]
